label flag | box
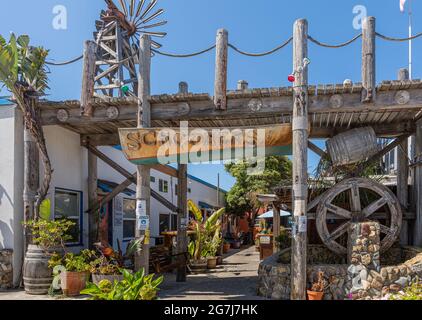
[400,0,406,12]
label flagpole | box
[409,0,413,79]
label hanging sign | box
[298,216,307,233]
[118,124,293,165]
[136,200,148,230]
[138,216,149,231]
[136,200,146,216]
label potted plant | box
[307,271,325,300]
[81,268,163,300]
[204,229,222,270]
[187,200,225,273]
[49,249,96,297]
[22,217,75,295]
[89,239,142,285]
[223,240,231,254]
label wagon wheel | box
[316,177,402,256]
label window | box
[123,198,136,240]
[159,179,168,193]
[159,214,170,234]
[54,189,82,245]
[150,176,156,183]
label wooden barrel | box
[23,245,59,295]
[326,127,379,167]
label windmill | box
[93,0,167,98]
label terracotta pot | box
[231,241,241,249]
[189,260,208,273]
[92,274,124,286]
[307,290,324,300]
[223,243,231,253]
[61,271,89,297]
[207,257,218,269]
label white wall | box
[0,105,24,286]
[0,122,227,271]
[43,126,89,251]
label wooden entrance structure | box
[28,14,422,299]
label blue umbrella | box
[258,210,291,219]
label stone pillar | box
[347,222,381,300]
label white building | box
[0,101,226,286]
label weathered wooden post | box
[361,17,376,103]
[397,68,409,245]
[290,18,309,301]
[81,40,97,117]
[87,140,98,248]
[135,35,152,272]
[214,29,228,110]
[176,81,189,282]
[414,117,422,246]
[23,128,39,246]
[272,205,281,253]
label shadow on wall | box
[0,184,12,206]
[0,184,14,249]
[0,220,13,250]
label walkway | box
[0,245,264,300]
[160,245,265,300]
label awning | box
[198,201,216,210]
[97,179,135,197]
[258,210,291,219]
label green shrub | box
[49,249,97,272]
[81,269,163,300]
[390,282,422,300]
[23,219,75,249]
[275,227,291,250]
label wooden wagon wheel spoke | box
[350,182,362,212]
[379,224,393,235]
[362,196,388,218]
[326,203,352,219]
[316,177,402,256]
[326,221,351,241]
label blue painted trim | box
[0,97,12,106]
[113,145,228,193]
[187,174,228,194]
[54,187,84,247]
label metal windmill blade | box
[92,0,167,99]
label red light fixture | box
[288,74,295,83]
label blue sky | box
[0,0,420,190]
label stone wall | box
[258,247,422,300]
[278,245,346,265]
[0,250,13,290]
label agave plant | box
[187,200,225,261]
[0,33,51,218]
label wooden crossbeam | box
[308,140,328,158]
[40,88,422,127]
[82,143,179,213]
[354,133,413,177]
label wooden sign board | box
[118,124,292,165]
